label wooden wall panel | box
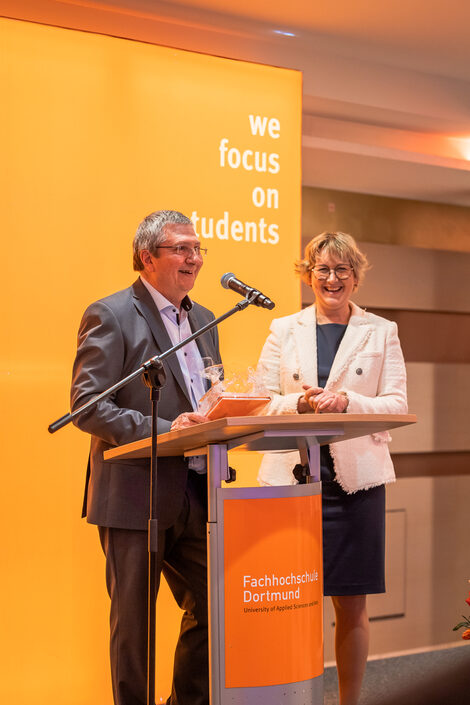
[367,309,470,364]
[390,362,470,453]
[303,186,470,660]
[301,241,470,313]
[392,451,470,477]
[301,186,470,253]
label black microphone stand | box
[48,291,267,705]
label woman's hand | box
[171,411,209,431]
[298,385,348,414]
[297,385,324,413]
[313,389,349,413]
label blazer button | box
[293,373,300,380]
[356,368,363,375]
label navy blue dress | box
[317,323,385,596]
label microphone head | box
[220,272,235,289]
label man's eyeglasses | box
[310,265,353,280]
[155,245,208,258]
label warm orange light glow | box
[448,136,470,161]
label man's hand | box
[170,412,209,431]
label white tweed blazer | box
[257,302,408,493]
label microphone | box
[221,272,275,310]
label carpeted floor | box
[324,645,470,705]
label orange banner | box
[0,16,301,703]
[223,494,323,688]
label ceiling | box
[158,0,470,82]
[5,0,470,205]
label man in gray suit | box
[71,210,221,705]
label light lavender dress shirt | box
[140,277,207,471]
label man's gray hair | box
[133,210,193,271]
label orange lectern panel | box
[223,494,323,688]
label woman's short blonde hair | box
[295,231,369,287]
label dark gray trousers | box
[99,472,209,705]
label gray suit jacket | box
[71,278,221,530]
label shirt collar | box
[139,275,193,316]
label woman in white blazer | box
[258,232,407,705]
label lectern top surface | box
[103,413,416,460]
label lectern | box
[104,413,416,705]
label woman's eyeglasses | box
[310,265,353,280]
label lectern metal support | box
[194,427,337,705]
